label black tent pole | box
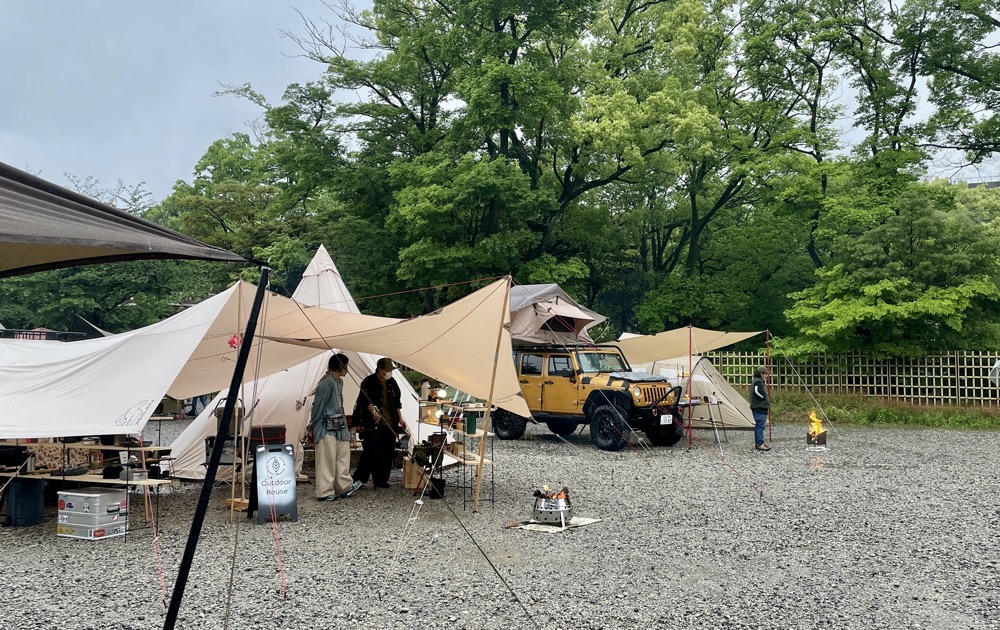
[164,266,269,630]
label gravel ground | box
[1,419,999,630]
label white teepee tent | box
[168,246,424,479]
[631,355,754,429]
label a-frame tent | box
[630,355,754,429]
[168,245,426,480]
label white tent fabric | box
[616,326,762,365]
[269,277,530,418]
[168,246,428,480]
[0,267,526,439]
[632,355,753,429]
[509,284,606,345]
[0,290,238,438]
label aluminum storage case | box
[57,510,128,527]
[56,521,127,540]
[57,487,128,516]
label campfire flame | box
[535,485,570,500]
[808,410,825,438]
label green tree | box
[785,181,1000,355]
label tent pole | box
[686,325,694,450]
[765,329,772,444]
[473,276,511,513]
[164,267,269,630]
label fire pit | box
[532,486,572,526]
[807,410,828,447]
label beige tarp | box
[616,326,762,365]
[0,275,526,438]
[268,278,530,417]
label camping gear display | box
[251,444,297,524]
[531,486,573,526]
[56,487,128,540]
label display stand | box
[247,443,297,524]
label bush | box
[771,393,1000,430]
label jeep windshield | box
[577,351,628,374]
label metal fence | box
[708,351,1000,407]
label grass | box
[771,393,1000,430]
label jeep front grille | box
[636,386,672,406]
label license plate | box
[659,415,672,425]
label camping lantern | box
[807,410,827,447]
[531,486,573,526]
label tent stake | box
[164,266,270,630]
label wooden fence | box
[708,351,1000,407]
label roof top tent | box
[509,284,607,346]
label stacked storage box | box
[56,487,128,540]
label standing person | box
[749,366,771,451]
[353,357,408,488]
[308,353,362,501]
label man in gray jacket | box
[749,366,771,451]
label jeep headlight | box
[632,385,642,400]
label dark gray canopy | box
[0,161,245,278]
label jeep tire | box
[645,422,685,446]
[493,408,528,440]
[589,404,630,451]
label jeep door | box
[518,352,545,410]
[542,353,579,414]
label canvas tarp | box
[0,275,528,439]
[0,161,245,278]
[168,246,431,480]
[632,355,754,430]
[509,284,606,345]
[267,277,530,417]
[616,326,762,365]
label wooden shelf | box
[0,470,172,487]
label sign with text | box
[254,444,298,524]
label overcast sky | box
[0,1,335,203]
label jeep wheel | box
[589,404,630,451]
[546,421,578,437]
[645,422,685,446]
[492,409,528,440]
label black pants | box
[352,424,398,485]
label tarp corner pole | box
[473,276,511,512]
[164,266,270,630]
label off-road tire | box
[589,404,630,451]
[493,408,528,440]
[645,422,685,446]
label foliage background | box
[5,0,1000,362]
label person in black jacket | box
[352,357,407,488]
[749,366,771,451]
